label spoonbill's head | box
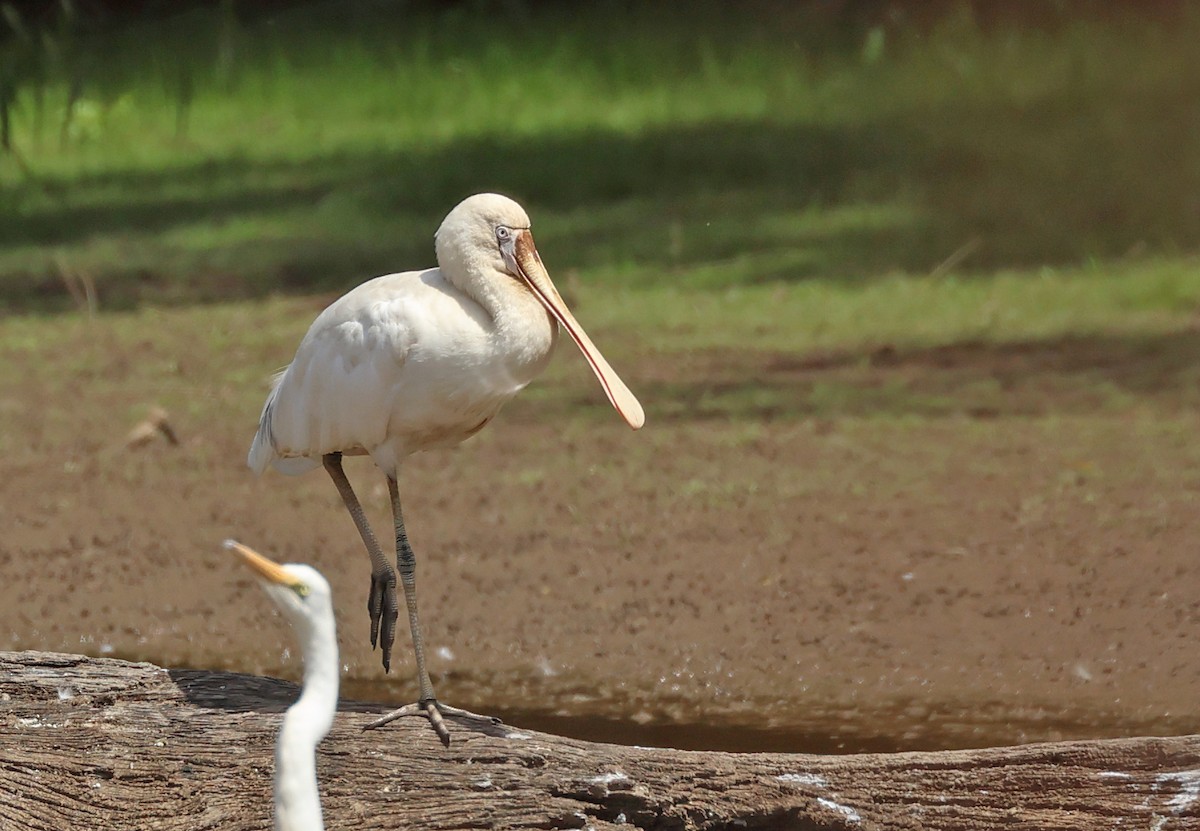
[436,192,645,430]
[225,540,333,636]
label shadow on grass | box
[3,60,1200,313]
[1,118,896,307]
[508,328,1200,424]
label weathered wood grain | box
[1,651,1198,830]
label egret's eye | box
[293,583,311,598]
[496,226,512,242]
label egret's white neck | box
[273,612,339,831]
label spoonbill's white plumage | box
[226,540,338,831]
[247,193,643,744]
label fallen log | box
[0,651,1197,830]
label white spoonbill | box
[247,192,644,745]
[226,540,338,831]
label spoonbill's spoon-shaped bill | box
[508,230,644,430]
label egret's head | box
[434,193,645,430]
[225,540,333,633]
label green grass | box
[1,2,1198,312]
[2,256,1198,444]
[1,2,1199,425]
[585,258,1200,352]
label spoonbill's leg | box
[323,452,399,672]
[362,476,499,746]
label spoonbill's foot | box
[367,569,399,672]
[362,699,502,746]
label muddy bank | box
[3,327,1200,752]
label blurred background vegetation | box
[0,0,1196,314]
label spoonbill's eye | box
[496,226,511,241]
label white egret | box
[247,193,644,745]
[226,539,338,831]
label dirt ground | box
[2,323,1200,754]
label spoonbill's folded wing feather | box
[248,273,422,475]
[247,268,507,476]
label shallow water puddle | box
[341,677,1200,755]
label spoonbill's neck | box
[453,261,560,371]
[273,613,338,831]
